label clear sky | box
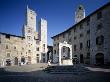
[0,0,110,45]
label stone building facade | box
[0,6,47,66]
[52,3,110,65]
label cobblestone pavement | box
[0,64,110,82]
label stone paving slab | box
[0,64,110,82]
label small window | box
[87,30,90,34]
[54,44,56,46]
[68,38,71,43]
[14,46,16,49]
[54,50,56,54]
[87,40,90,48]
[28,50,31,53]
[36,47,39,51]
[27,36,31,40]
[6,45,8,49]
[80,43,83,50]
[42,54,45,57]
[97,23,103,31]
[96,35,104,45]
[5,34,10,39]
[80,33,83,37]
[28,30,31,33]
[79,24,83,29]
[68,30,71,35]
[87,17,90,25]
[87,53,90,59]
[74,45,76,51]
[22,47,24,50]
[63,34,65,38]
[97,11,102,20]
[7,53,10,57]
[74,36,77,40]
[36,54,39,56]
[43,44,45,51]
[74,27,76,32]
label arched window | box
[96,35,104,45]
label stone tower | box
[23,5,37,64]
[75,5,85,23]
[38,18,47,62]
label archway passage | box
[80,54,84,63]
[14,57,18,65]
[96,53,104,65]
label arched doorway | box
[95,53,104,65]
[14,57,18,65]
[21,57,25,64]
[80,54,84,63]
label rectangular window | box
[97,23,103,31]
[68,38,71,43]
[43,44,45,52]
[74,27,76,32]
[74,45,76,51]
[36,54,39,56]
[14,46,16,49]
[68,30,71,35]
[87,17,90,25]
[87,53,90,59]
[87,40,90,48]
[54,50,56,54]
[80,33,83,37]
[87,30,90,34]
[80,24,83,29]
[27,36,31,40]
[80,43,83,50]
[7,53,10,57]
[28,50,31,53]
[63,34,65,38]
[54,44,56,46]
[97,11,102,20]
[6,45,8,49]
[74,36,77,40]
[36,47,39,51]
[5,34,10,39]
[42,54,45,57]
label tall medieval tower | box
[22,6,37,64]
[75,5,85,23]
[38,18,47,62]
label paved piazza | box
[0,64,110,82]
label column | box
[59,43,61,65]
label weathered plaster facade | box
[52,3,110,65]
